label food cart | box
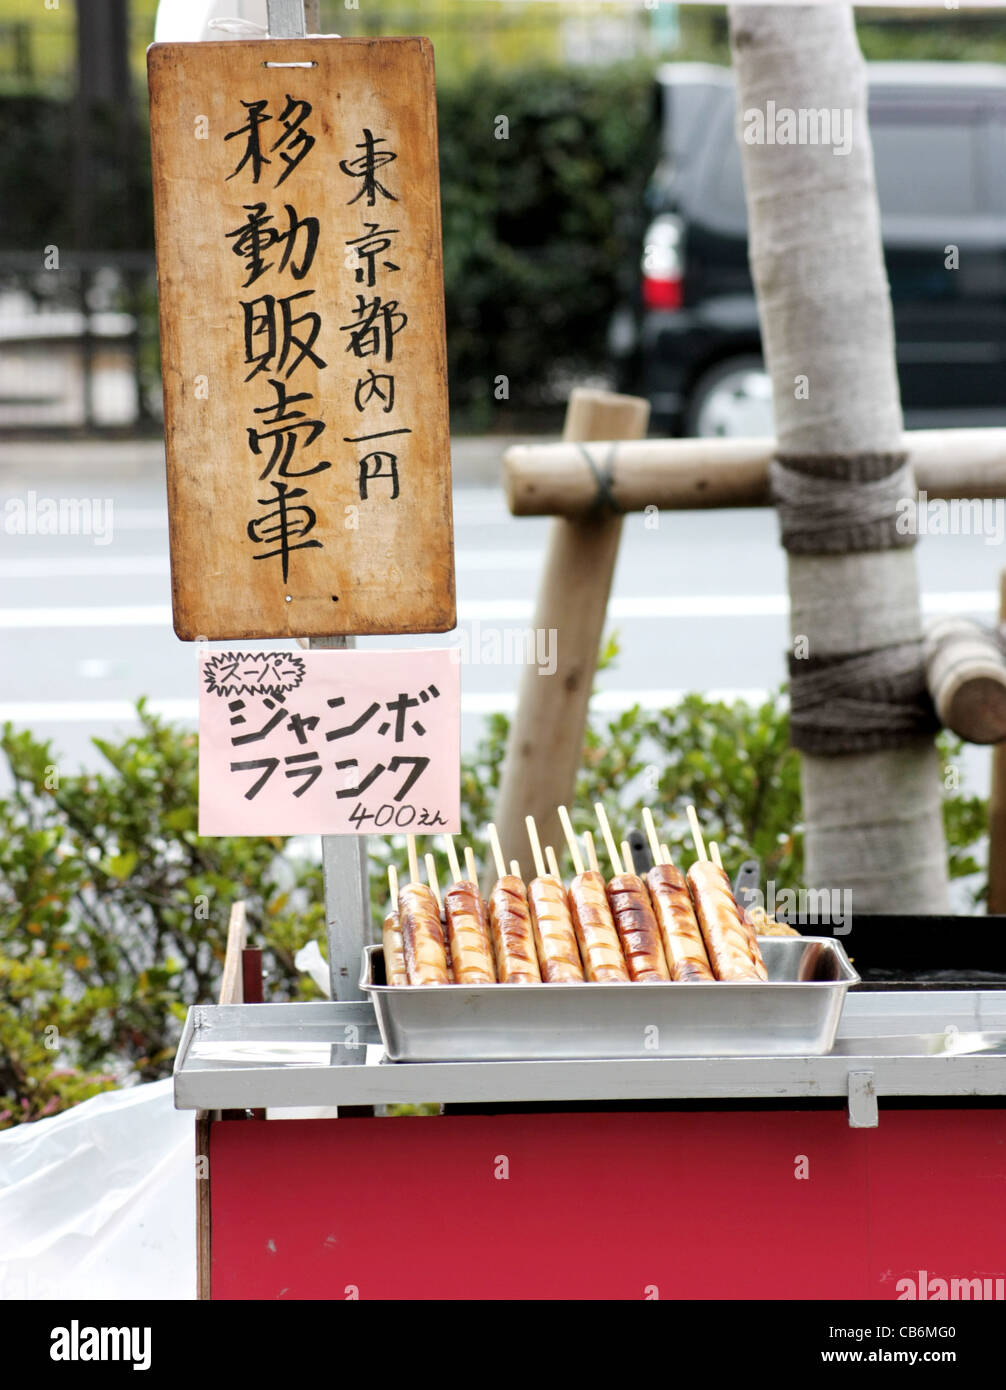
[173,898,1006,1301]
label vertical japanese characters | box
[223,103,408,586]
[225,94,326,584]
[338,126,411,507]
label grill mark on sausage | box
[382,906,410,986]
[528,876,585,982]
[488,875,542,983]
[606,874,671,981]
[686,861,765,982]
[399,882,451,985]
[568,870,630,982]
[444,880,497,984]
[646,863,715,982]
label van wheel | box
[685,356,773,438]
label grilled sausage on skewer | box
[705,839,768,979]
[704,848,769,980]
[568,871,630,982]
[646,861,715,982]
[488,875,542,983]
[686,861,766,982]
[527,875,585,982]
[443,879,496,983]
[382,904,410,986]
[605,872,671,981]
[383,865,410,986]
[399,882,451,985]
[523,815,584,983]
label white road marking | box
[0,550,541,580]
[0,591,997,629]
[97,508,169,530]
[0,489,520,536]
[461,550,542,571]
[0,605,174,627]
[0,689,774,724]
[0,699,199,722]
[0,555,170,579]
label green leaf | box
[101,852,139,881]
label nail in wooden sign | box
[148,38,455,640]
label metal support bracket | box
[848,1069,879,1128]
[266,0,307,38]
[309,635,370,1005]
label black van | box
[610,62,1006,436]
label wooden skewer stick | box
[510,859,522,878]
[444,834,463,884]
[686,805,708,862]
[583,830,600,874]
[406,834,420,884]
[557,804,585,875]
[464,845,480,886]
[594,802,623,877]
[425,853,443,911]
[486,822,507,880]
[659,842,674,868]
[641,807,662,865]
[525,815,547,878]
[388,862,399,904]
[545,845,562,881]
[709,841,724,871]
[620,840,635,877]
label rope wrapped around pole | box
[768,447,938,753]
[770,453,915,554]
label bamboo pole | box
[988,572,1006,912]
[492,388,649,871]
[925,616,1006,745]
[503,428,1006,518]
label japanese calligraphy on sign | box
[148,39,455,640]
[198,648,460,835]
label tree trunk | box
[728,6,949,914]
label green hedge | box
[436,63,658,425]
[0,64,658,426]
[0,96,152,253]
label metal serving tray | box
[361,936,859,1062]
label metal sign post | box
[267,0,307,37]
[308,635,370,1003]
[266,0,367,1005]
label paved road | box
[0,437,999,816]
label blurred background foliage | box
[0,656,987,1127]
[4,3,1006,427]
[4,3,1006,97]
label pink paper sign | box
[198,648,460,836]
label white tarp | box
[154,0,268,44]
[0,1080,195,1301]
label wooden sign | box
[197,648,460,835]
[148,38,455,640]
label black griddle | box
[622,831,1006,991]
